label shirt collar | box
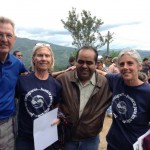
[75,71,96,86]
[0,53,12,64]
[5,53,12,64]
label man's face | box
[143,60,149,65]
[0,23,15,54]
[76,49,96,83]
[105,57,111,63]
[15,51,23,60]
[70,60,75,66]
[96,61,103,70]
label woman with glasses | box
[15,43,63,150]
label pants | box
[63,135,100,150]
[16,137,34,150]
[16,136,61,150]
[0,116,16,150]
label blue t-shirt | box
[0,53,27,119]
[16,72,62,139]
[106,73,150,150]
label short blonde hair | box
[32,44,55,72]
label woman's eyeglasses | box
[35,43,51,48]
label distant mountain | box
[134,50,150,59]
[12,37,150,71]
[12,37,75,71]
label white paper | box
[133,141,139,150]
[34,108,58,150]
[133,129,150,150]
[137,129,150,150]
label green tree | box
[61,7,111,49]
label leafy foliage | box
[61,7,111,49]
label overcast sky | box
[1,0,150,50]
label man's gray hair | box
[0,16,15,29]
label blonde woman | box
[16,43,62,150]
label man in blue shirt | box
[0,16,27,150]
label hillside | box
[12,37,150,71]
[12,37,75,71]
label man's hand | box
[51,118,60,126]
[21,72,29,75]
[65,66,76,72]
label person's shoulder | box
[57,70,74,79]
[105,73,122,83]
[10,53,20,61]
[143,82,150,88]
[106,73,120,78]
[139,83,150,95]
[49,74,59,82]
[10,53,25,67]
[18,72,33,80]
[9,53,19,62]
[48,74,62,88]
[96,71,107,82]
[96,72,106,79]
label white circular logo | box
[24,88,53,118]
[112,93,137,123]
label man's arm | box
[96,69,107,76]
[52,66,76,77]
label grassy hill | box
[12,37,150,71]
[12,37,75,71]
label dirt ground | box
[99,116,112,150]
